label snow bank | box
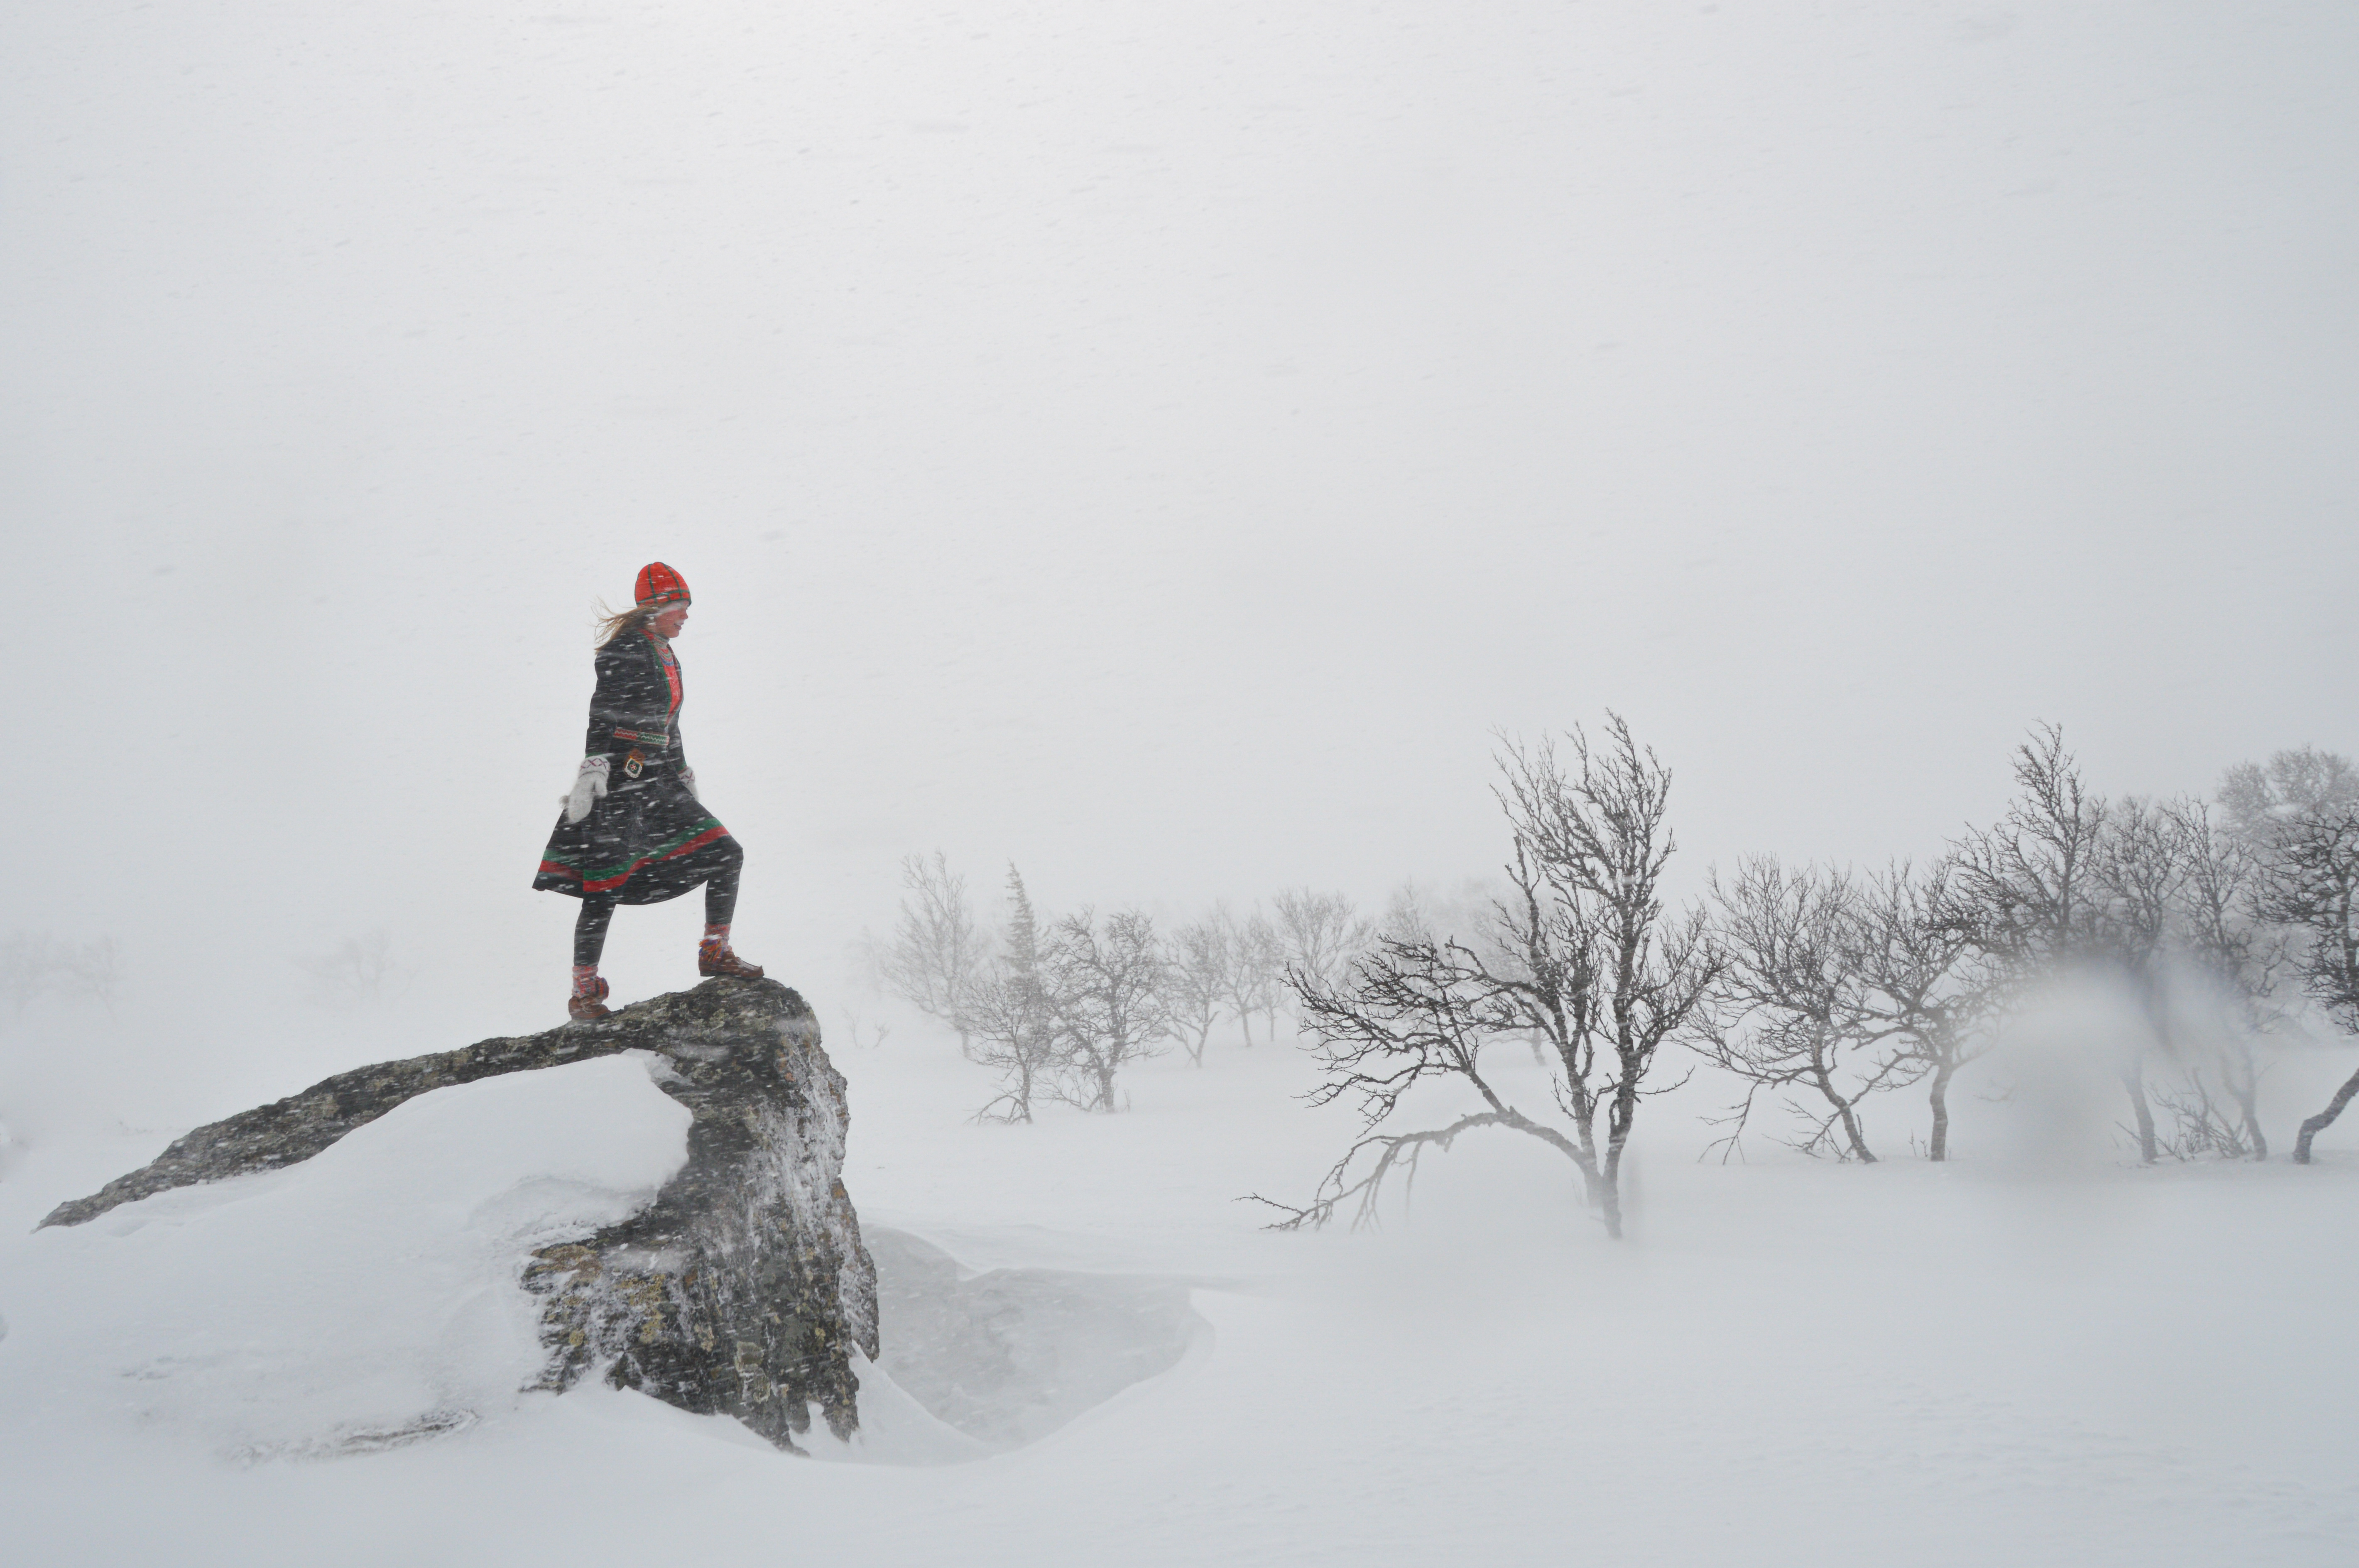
[0,1054,687,1459]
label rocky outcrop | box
[39,979,877,1451]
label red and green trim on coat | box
[539,814,732,896]
[538,608,735,907]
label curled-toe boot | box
[567,976,612,1022]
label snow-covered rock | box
[37,978,878,1453]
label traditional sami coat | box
[533,628,737,904]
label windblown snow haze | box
[3,2,2354,1564]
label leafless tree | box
[2087,793,2291,1162]
[2154,800,2279,1159]
[2217,749,2359,1164]
[1377,877,1517,970]
[1257,718,1717,1240]
[877,850,989,1049]
[1949,726,2180,1160]
[1163,914,1229,1066]
[1950,725,2110,968]
[962,866,1058,1123]
[1382,876,1541,1062]
[2252,802,2359,1163]
[2088,794,2192,1162]
[1040,908,1172,1112]
[1376,881,1446,944]
[1951,728,2290,1164]
[1700,859,1918,1162]
[963,971,1053,1123]
[2220,747,2359,841]
[1213,903,1284,1047]
[836,1005,892,1051]
[1849,860,1996,1161]
[2149,1049,2265,1161]
[1270,889,1372,1024]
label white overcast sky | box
[4,1,2352,1036]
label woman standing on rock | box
[535,562,763,1020]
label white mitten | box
[680,767,700,802]
[563,756,611,823]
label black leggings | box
[572,842,743,966]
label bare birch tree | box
[1257,718,1717,1240]
[1950,725,2109,972]
[1163,914,1229,1066]
[1952,729,2290,1164]
[1948,726,2177,1159]
[2219,748,2359,1163]
[1384,876,1543,1063]
[962,865,1057,1123]
[1850,860,1995,1161]
[2087,794,2191,1162]
[2253,803,2359,1162]
[878,850,988,1049]
[2220,747,2359,841]
[1041,908,1172,1112]
[1214,903,1284,1047]
[1270,889,1371,1027]
[2153,800,2278,1159]
[1377,878,1517,968]
[1700,860,1918,1162]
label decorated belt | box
[612,728,672,780]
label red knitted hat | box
[634,562,691,607]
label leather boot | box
[698,947,764,980]
[567,976,612,1021]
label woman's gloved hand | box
[563,756,611,823]
[681,767,700,802]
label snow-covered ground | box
[6,0,2354,1558]
[3,1005,2354,1567]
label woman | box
[534,562,763,1021]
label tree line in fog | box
[864,856,1435,1118]
[870,720,2359,1240]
